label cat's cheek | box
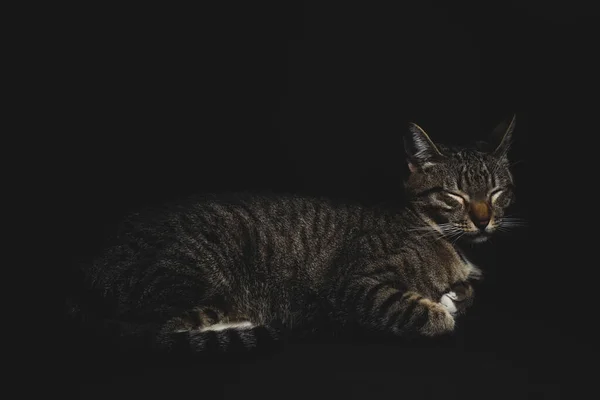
[433,207,462,225]
[497,192,514,208]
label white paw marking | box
[440,293,457,315]
[199,321,254,332]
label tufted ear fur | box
[488,114,516,158]
[404,122,445,172]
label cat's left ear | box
[489,114,516,157]
[404,122,445,173]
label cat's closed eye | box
[490,189,503,204]
[442,191,466,205]
[489,188,514,207]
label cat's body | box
[70,116,518,354]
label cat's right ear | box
[488,114,516,158]
[404,122,444,173]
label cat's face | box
[404,116,517,244]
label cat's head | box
[404,115,518,244]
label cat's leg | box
[337,278,455,337]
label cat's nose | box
[469,201,491,230]
[472,217,490,230]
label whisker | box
[501,216,527,221]
[416,231,441,239]
[407,227,437,232]
[499,217,528,227]
[450,231,466,245]
[500,220,528,227]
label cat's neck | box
[356,200,438,236]
[400,201,441,232]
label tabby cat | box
[69,116,518,354]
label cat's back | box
[95,192,366,269]
[82,192,368,298]
[116,191,358,237]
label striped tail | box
[159,323,282,355]
[65,297,283,355]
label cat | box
[68,115,518,355]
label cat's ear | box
[488,114,516,157]
[404,122,444,172]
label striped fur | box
[70,116,519,353]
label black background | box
[60,2,592,399]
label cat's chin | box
[463,233,490,244]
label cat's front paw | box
[443,281,475,316]
[440,292,458,315]
[419,299,455,337]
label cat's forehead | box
[437,146,510,191]
[440,147,497,169]
[440,146,488,162]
